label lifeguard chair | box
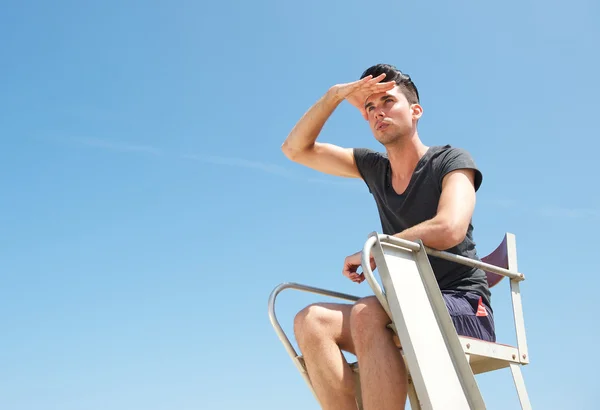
[268,232,532,409]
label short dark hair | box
[360,64,420,104]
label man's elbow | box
[281,141,311,162]
[438,220,469,250]
[281,141,299,161]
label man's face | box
[364,86,422,145]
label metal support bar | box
[509,363,532,410]
[377,234,525,281]
[268,282,361,359]
[505,233,530,365]
[362,235,391,316]
[267,282,361,406]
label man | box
[281,64,495,410]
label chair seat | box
[457,336,522,374]
[385,322,523,374]
[343,336,521,377]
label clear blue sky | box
[1,1,598,409]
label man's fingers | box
[349,74,388,94]
[343,264,357,279]
[343,251,363,282]
[346,266,363,282]
[343,74,392,97]
[351,80,395,104]
[334,76,372,96]
[370,256,377,271]
[350,273,364,283]
[353,273,365,283]
[354,74,384,88]
[366,73,387,84]
[377,81,396,89]
[353,75,374,88]
[363,75,391,89]
[365,81,396,93]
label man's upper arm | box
[434,147,483,236]
[437,169,477,240]
[283,142,362,178]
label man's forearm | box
[393,216,465,251]
[282,89,343,157]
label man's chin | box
[375,132,399,145]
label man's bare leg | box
[294,303,358,410]
[350,296,408,410]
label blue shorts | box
[442,291,496,342]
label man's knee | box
[293,303,329,345]
[350,296,390,340]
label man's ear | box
[411,104,423,120]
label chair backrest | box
[480,234,509,288]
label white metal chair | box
[268,232,532,409]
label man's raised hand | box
[330,74,396,120]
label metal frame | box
[505,233,529,366]
[363,233,485,409]
[267,283,361,403]
[268,232,532,409]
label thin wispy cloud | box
[56,136,359,189]
[483,197,600,222]
[539,207,600,220]
[182,153,362,190]
[182,153,295,178]
[71,136,162,155]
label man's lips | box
[376,121,389,130]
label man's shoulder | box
[428,144,482,190]
[427,144,479,168]
[429,144,472,159]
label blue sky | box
[1,0,598,409]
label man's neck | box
[386,133,429,181]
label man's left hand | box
[342,250,376,283]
